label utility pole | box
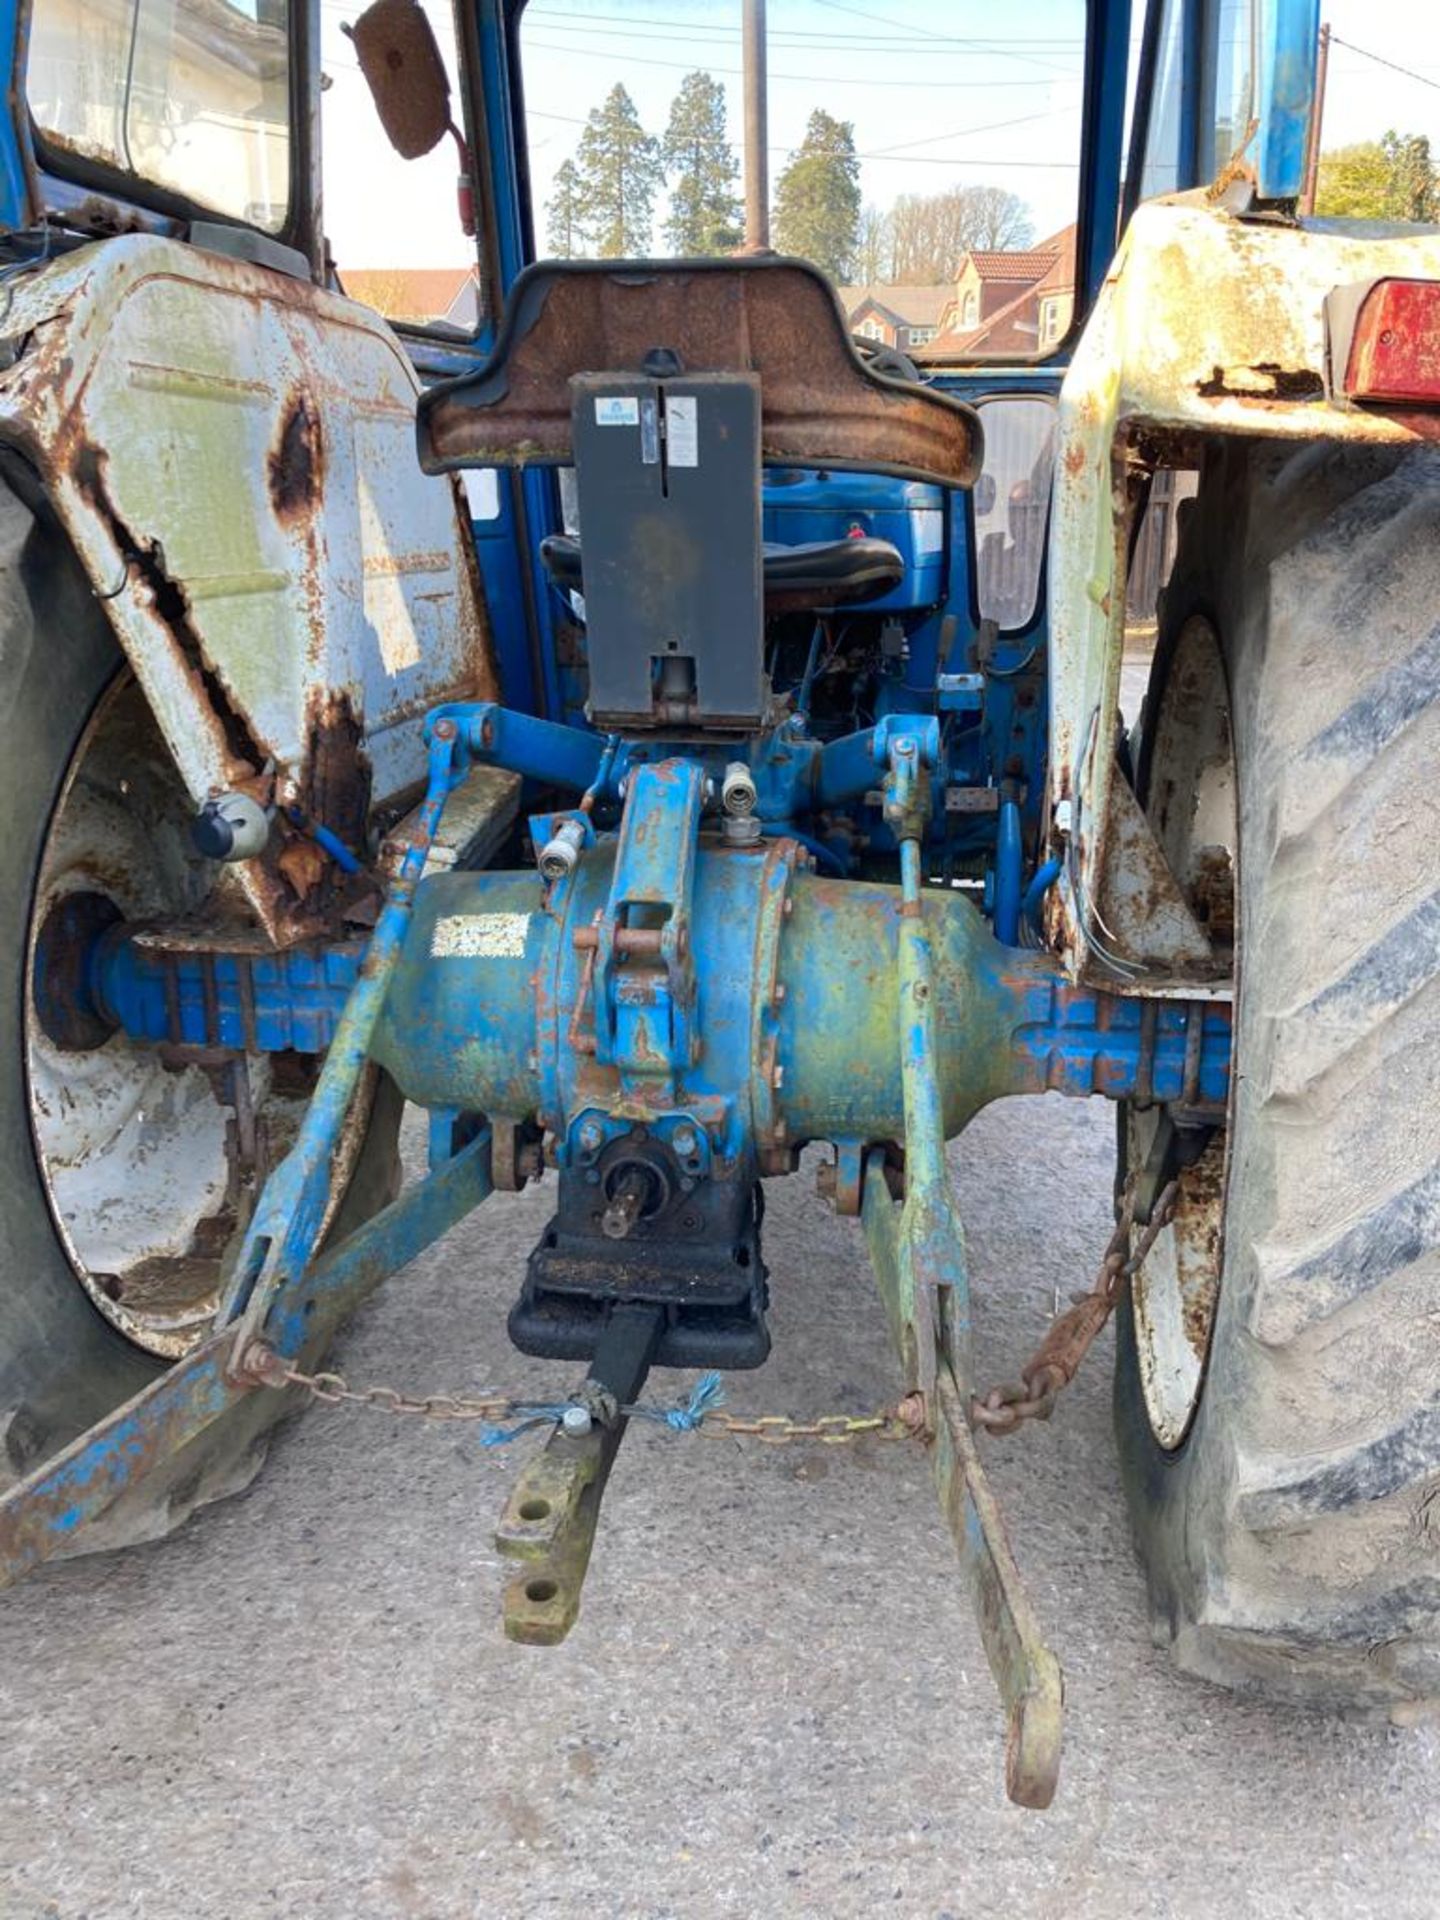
[742,0,770,250]
[1300,20,1331,216]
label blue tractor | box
[1,0,1437,1806]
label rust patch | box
[302,685,373,862]
[72,441,264,777]
[1175,1142,1225,1363]
[1196,362,1324,403]
[276,835,328,898]
[1190,844,1235,941]
[268,388,325,522]
[66,443,340,946]
[65,192,150,238]
[1205,137,1259,204]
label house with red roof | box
[338,265,481,331]
[926,226,1077,361]
[836,284,953,353]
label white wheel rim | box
[1131,616,1236,1449]
[24,677,361,1359]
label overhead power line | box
[528,104,1078,170]
[1327,32,1440,94]
[806,0,1077,74]
[524,15,1074,73]
[525,5,1084,40]
[523,3,1082,74]
[866,104,1079,155]
[524,33,1081,88]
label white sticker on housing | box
[431,912,531,958]
[594,395,640,427]
[912,508,945,556]
[666,395,699,467]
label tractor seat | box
[540,531,905,613]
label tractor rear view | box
[1,0,1438,1811]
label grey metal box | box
[571,371,763,730]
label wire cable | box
[1327,34,1440,94]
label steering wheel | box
[852,335,923,384]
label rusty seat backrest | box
[416,258,982,490]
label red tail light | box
[1328,278,1440,407]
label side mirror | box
[346,0,452,160]
[972,472,997,518]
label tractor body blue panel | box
[1256,0,1321,201]
[762,470,947,613]
[96,938,366,1054]
[1076,0,1133,311]
[0,3,28,229]
[470,478,539,715]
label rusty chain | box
[261,1354,916,1447]
[274,1365,519,1423]
[970,1178,1179,1437]
[698,1409,915,1445]
[252,1183,1176,1448]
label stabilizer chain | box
[971,1178,1179,1436]
[255,1181,1177,1448]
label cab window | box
[322,0,487,331]
[27,0,292,232]
[518,0,1089,362]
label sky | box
[319,0,1440,275]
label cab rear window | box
[518,0,1088,362]
[27,0,292,233]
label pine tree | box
[574,84,664,257]
[772,109,861,280]
[661,71,742,255]
[547,158,587,258]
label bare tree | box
[960,184,1035,251]
[853,203,892,283]
[886,185,1034,283]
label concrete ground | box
[2,1095,1437,1920]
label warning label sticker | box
[666,395,699,467]
[430,912,531,958]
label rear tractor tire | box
[1115,440,1440,1719]
[0,478,401,1560]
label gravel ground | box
[2,1094,1437,1920]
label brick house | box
[926,226,1077,360]
[339,265,481,330]
[837,284,953,352]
